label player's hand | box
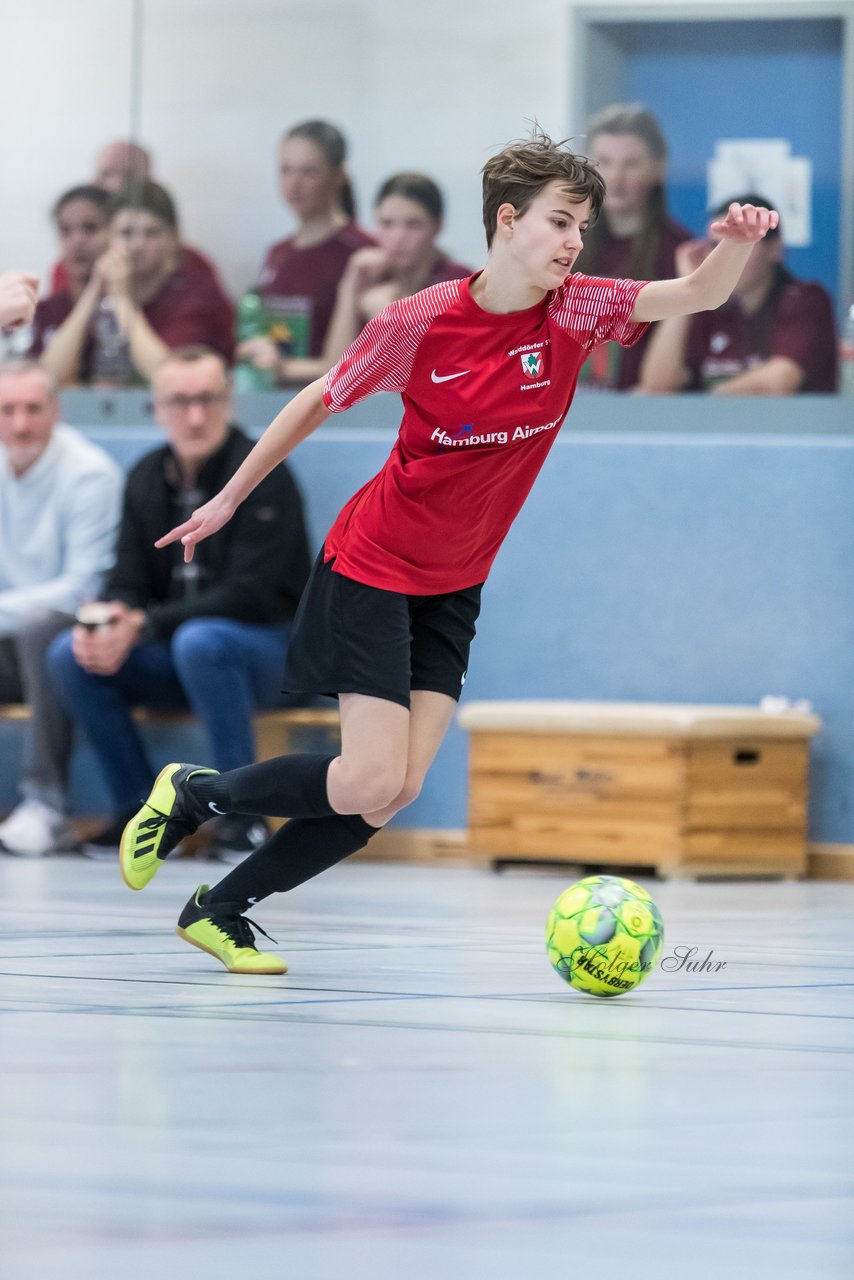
[674,238,714,278]
[709,202,779,244]
[155,491,236,562]
[0,270,39,329]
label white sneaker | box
[0,799,76,857]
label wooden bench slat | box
[0,703,339,728]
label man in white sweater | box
[0,359,122,855]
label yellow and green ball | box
[546,874,664,997]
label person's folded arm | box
[39,278,101,386]
[709,356,804,396]
[113,296,171,381]
[637,313,694,392]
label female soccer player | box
[120,132,777,974]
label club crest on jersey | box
[520,350,543,379]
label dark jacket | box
[105,425,311,640]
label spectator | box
[92,139,152,193]
[575,104,691,390]
[321,172,472,369]
[29,185,111,362]
[241,120,375,384]
[48,346,311,860]
[0,360,122,857]
[51,142,218,293]
[638,195,838,394]
[38,180,235,387]
[0,270,39,330]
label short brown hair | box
[153,346,229,383]
[481,130,605,249]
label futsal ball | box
[546,874,664,997]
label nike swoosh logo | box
[208,801,226,815]
[431,369,471,383]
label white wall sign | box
[707,139,812,246]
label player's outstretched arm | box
[155,376,330,562]
[630,203,779,323]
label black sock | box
[189,753,335,819]
[203,813,379,909]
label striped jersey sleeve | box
[550,274,649,351]
[322,278,468,412]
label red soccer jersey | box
[321,272,648,594]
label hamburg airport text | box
[431,416,562,450]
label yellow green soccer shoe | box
[119,762,218,891]
[176,885,288,975]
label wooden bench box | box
[457,701,821,879]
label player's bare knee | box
[390,775,423,813]
[331,759,406,815]
[370,775,423,823]
[360,776,423,827]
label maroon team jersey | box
[683,274,838,392]
[257,221,376,357]
[29,257,235,379]
[321,272,648,594]
[578,217,690,391]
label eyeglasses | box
[157,391,229,411]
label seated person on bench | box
[0,359,122,857]
[48,346,311,860]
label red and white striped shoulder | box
[549,273,648,350]
[323,278,468,412]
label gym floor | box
[1,857,852,1279]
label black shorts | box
[284,553,483,710]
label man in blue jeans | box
[49,345,311,859]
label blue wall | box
[602,18,843,301]
[2,396,852,844]
[285,421,854,843]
